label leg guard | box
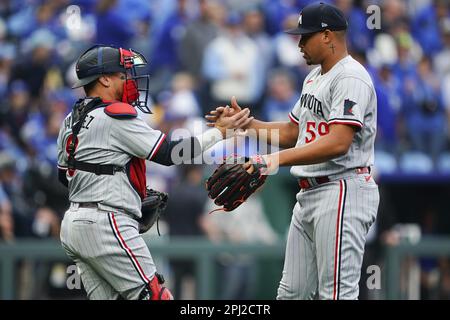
[139,272,174,300]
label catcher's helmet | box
[72,45,151,113]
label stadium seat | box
[399,151,434,173]
[436,152,450,173]
[374,150,397,174]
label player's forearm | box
[274,134,350,167]
[152,129,223,166]
[247,119,298,148]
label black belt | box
[68,159,124,175]
[298,167,371,190]
[76,202,98,209]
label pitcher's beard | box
[303,54,313,65]
[303,54,318,65]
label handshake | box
[204,95,277,175]
[205,96,254,138]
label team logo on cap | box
[321,22,328,27]
[298,14,302,25]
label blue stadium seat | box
[374,150,397,174]
[399,151,434,174]
[437,152,450,173]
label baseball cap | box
[285,2,348,35]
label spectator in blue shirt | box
[243,6,275,115]
[95,0,137,48]
[262,0,299,36]
[0,80,32,155]
[262,68,300,122]
[411,0,449,57]
[373,64,403,154]
[402,56,447,165]
[10,29,56,101]
[148,0,192,95]
[335,0,374,53]
[262,0,318,36]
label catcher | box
[57,45,252,300]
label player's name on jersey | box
[63,114,95,130]
[300,93,324,117]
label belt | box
[298,167,371,190]
[73,202,98,209]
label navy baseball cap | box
[285,2,348,35]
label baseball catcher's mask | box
[72,44,152,114]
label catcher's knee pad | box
[139,272,173,300]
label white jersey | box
[57,105,165,218]
[288,55,377,178]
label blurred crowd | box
[1,0,450,299]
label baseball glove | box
[206,155,268,212]
[138,189,168,234]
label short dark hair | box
[82,73,121,95]
[83,79,98,95]
[334,29,347,39]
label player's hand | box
[205,95,242,124]
[206,97,253,137]
[244,154,279,176]
[205,96,253,132]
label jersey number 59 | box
[305,121,329,143]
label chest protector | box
[67,97,147,199]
